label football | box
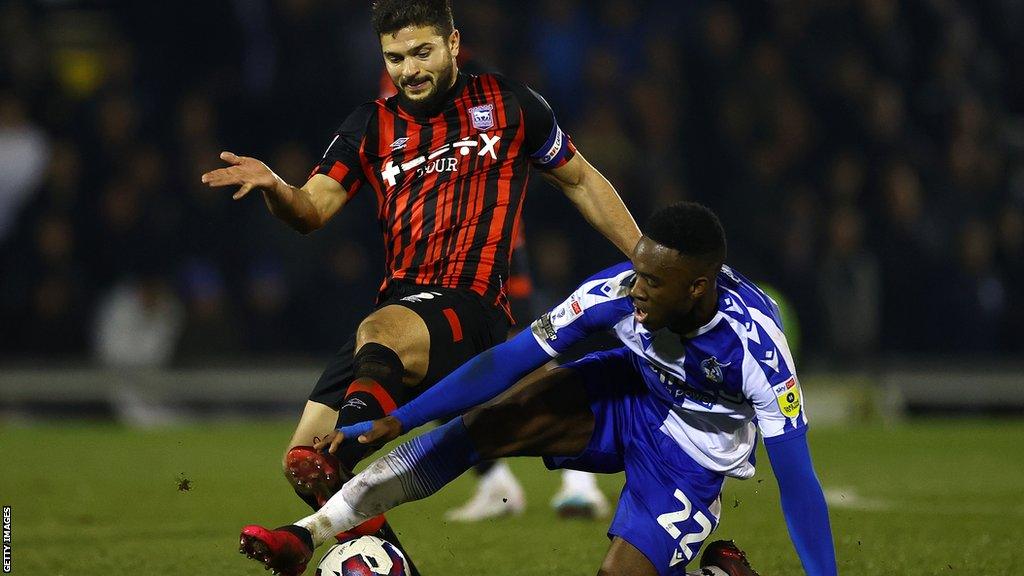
[315,535,410,576]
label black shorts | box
[308,282,511,409]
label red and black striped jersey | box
[312,72,576,320]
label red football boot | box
[699,540,761,576]
[238,525,312,576]
[284,446,390,540]
[285,446,346,508]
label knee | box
[356,315,390,348]
[356,306,431,356]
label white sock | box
[296,455,414,546]
[296,421,478,546]
[296,490,370,546]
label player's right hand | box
[200,151,284,200]
[316,416,404,454]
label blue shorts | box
[545,347,726,575]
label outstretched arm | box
[201,151,348,234]
[764,431,838,576]
[327,328,552,449]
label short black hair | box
[644,202,727,266]
[371,0,455,38]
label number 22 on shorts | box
[657,489,714,567]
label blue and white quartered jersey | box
[529,261,808,479]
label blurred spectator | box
[817,206,880,364]
[877,161,943,352]
[175,260,242,363]
[947,218,1007,352]
[93,272,184,368]
[528,0,591,121]
[301,239,376,354]
[0,2,48,99]
[244,258,295,353]
[826,151,866,206]
[573,100,639,201]
[89,177,148,286]
[0,90,50,242]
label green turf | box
[1,419,1022,575]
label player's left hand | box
[314,416,404,454]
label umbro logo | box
[389,137,409,150]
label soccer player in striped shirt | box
[202,0,639,572]
[240,203,837,576]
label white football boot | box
[550,470,610,519]
[445,462,526,522]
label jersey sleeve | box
[503,78,577,170]
[309,102,374,197]
[529,261,636,357]
[740,308,809,444]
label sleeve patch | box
[551,298,583,327]
[773,377,802,418]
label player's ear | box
[448,29,460,57]
[690,276,708,299]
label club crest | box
[469,104,494,131]
[701,356,731,384]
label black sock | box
[336,343,406,470]
[339,344,420,576]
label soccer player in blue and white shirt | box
[240,202,837,576]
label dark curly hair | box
[644,202,727,267]
[371,0,455,38]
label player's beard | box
[397,59,456,116]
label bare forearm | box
[262,182,323,234]
[564,171,641,256]
[202,152,346,233]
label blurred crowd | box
[1,0,1021,368]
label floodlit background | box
[1,0,1022,574]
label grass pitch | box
[2,418,1022,575]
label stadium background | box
[1,0,1023,574]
